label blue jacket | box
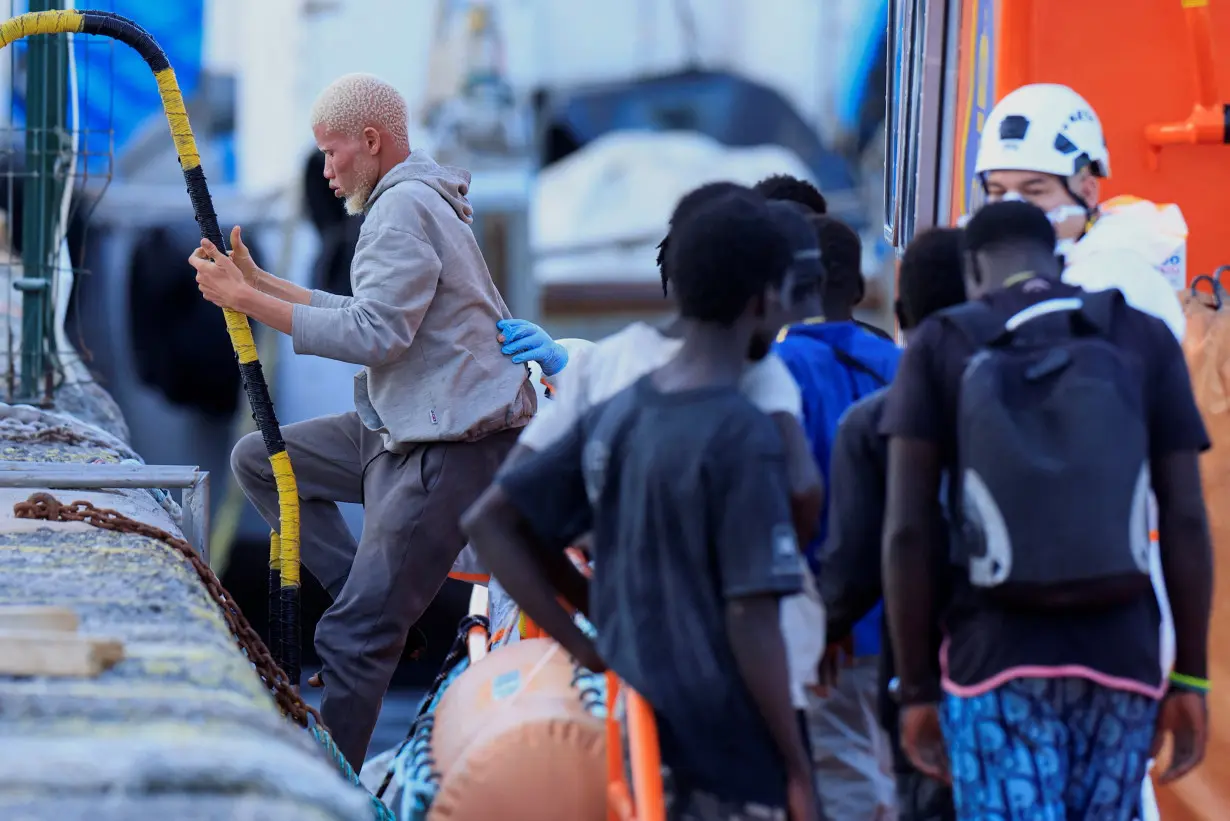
[773,320,901,657]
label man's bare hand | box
[786,769,821,821]
[189,238,254,310]
[227,225,263,288]
[813,635,855,695]
[901,703,950,785]
[1152,690,1208,784]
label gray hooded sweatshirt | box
[291,151,536,450]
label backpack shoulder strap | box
[830,346,889,387]
[1074,288,1123,336]
[854,318,896,342]
[938,301,1006,348]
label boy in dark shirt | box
[463,189,819,821]
[881,201,1212,820]
[820,226,966,821]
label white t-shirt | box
[517,321,803,453]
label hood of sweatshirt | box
[365,150,475,223]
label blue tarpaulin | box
[10,0,207,178]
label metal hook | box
[1211,265,1230,309]
[1214,265,1230,295]
[1190,274,1223,310]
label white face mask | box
[1045,204,1087,259]
[1045,204,1087,225]
[998,191,1084,220]
[966,193,1087,256]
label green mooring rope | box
[312,725,396,821]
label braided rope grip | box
[0,9,303,685]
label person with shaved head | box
[188,72,562,770]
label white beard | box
[342,164,378,216]
[344,181,373,216]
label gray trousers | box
[231,412,519,770]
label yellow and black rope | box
[0,10,303,687]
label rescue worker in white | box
[974,82,1186,342]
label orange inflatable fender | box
[427,638,607,820]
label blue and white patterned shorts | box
[941,677,1158,821]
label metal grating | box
[0,0,114,406]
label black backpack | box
[941,290,1154,610]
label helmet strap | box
[973,171,1097,240]
[1061,176,1098,240]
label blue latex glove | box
[497,318,569,377]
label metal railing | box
[0,461,210,564]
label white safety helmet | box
[975,84,1111,180]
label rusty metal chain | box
[13,491,323,730]
[0,421,134,456]
[2,425,90,446]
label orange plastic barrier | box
[560,547,668,821]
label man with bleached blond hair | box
[188,72,560,770]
